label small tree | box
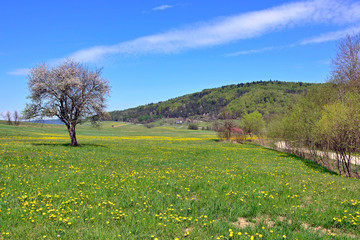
[316,95,360,177]
[188,123,199,130]
[13,111,20,126]
[331,33,360,96]
[241,111,265,140]
[5,111,12,125]
[23,59,110,146]
[214,112,236,141]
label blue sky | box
[1,0,360,114]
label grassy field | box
[0,122,359,239]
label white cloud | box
[300,25,360,45]
[153,5,173,11]
[227,47,277,56]
[228,24,360,56]
[60,0,360,62]
[7,68,30,76]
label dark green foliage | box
[188,123,199,130]
[109,81,316,122]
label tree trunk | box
[68,124,78,146]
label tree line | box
[268,34,360,178]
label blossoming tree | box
[23,59,110,146]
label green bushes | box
[241,111,265,140]
[188,123,199,130]
[269,34,360,178]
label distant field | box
[0,122,359,239]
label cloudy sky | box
[1,0,360,114]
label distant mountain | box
[109,80,318,123]
[30,119,64,125]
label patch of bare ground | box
[254,215,275,227]
[303,195,313,205]
[278,216,292,224]
[302,222,329,233]
[232,215,356,238]
[277,216,355,238]
[232,217,255,228]
[232,215,289,229]
[301,222,356,238]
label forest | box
[110,80,316,123]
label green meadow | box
[0,122,359,239]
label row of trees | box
[269,34,360,178]
[1,111,20,125]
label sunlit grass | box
[0,121,359,239]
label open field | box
[0,122,359,239]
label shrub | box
[145,123,155,128]
[188,123,198,130]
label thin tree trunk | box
[336,151,342,175]
[68,124,78,146]
[344,154,352,177]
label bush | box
[145,123,155,128]
[214,119,235,140]
[188,123,198,130]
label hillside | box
[110,80,317,122]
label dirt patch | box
[232,217,255,228]
[233,215,289,229]
[254,215,275,227]
[304,196,312,202]
[301,222,356,238]
[278,216,292,224]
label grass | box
[0,121,359,239]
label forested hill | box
[109,81,317,122]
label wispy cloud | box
[45,0,360,63]
[7,68,30,76]
[300,25,360,45]
[227,24,360,56]
[227,46,277,56]
[153,5,173,11]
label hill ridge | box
[109,80,317,122]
